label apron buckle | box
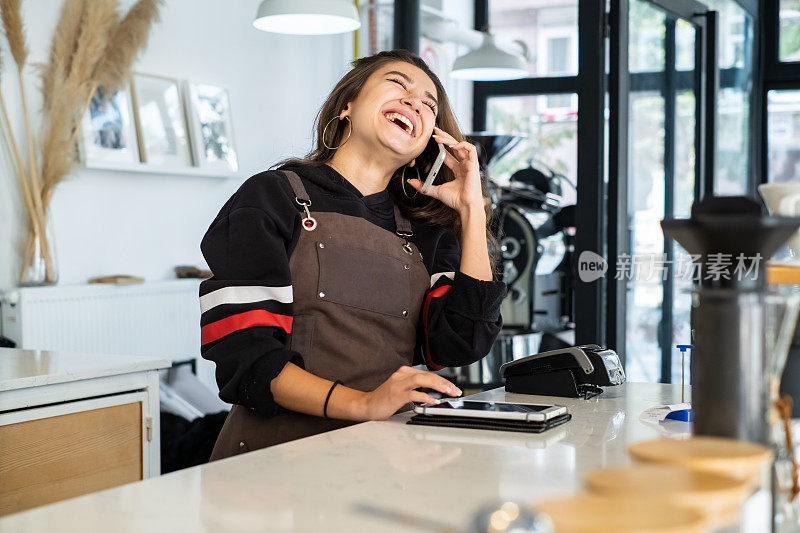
[302,216,317,231]
[296,197,317,231]
[396,230,414,255]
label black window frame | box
[473,0,607,347]
[611,0,717,382]
[473,0,759,377]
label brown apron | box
[210,170,431,460]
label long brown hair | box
[273,49,498,273]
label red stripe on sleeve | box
[421,284,452,370]
[201,309,293,345]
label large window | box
[481,0,581,200]
[629,1,665,73]
[768,90,800,182]
[487,0,578,78]
[707,0,753,195]
[624,0,702,383]
[621,0,755,383]
[477,0,759,367]
[767,1,800,184]
[781,0,800,62]
[486,94,578,205]
[626,90,665,382]
[475,0,606,346]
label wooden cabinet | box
[0,349,167,516]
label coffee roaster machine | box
[447,134,576,389]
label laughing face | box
[342,61,439,160]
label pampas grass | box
[66,0,117,89]
[40,0,86,115]
[0,0,27,66]
[94,0,162,96]
[40,0,118,211]
[0,0,161,284]
[0,0,51,282]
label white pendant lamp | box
[451,32,528,81]
[253,0,361,35]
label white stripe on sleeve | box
[430,271,455,288]
[200,285,293,313]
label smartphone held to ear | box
[421,142,446,195]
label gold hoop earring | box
[400,164,420,199]
[322,115,352,150]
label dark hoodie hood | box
[278,162,366,200]
[278,161,396,229]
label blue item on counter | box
[665,408,693,422]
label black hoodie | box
[199,162,507,416]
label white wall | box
[0,0,354,290]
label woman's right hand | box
[357,366,462,421]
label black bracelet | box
[323,380,342,418]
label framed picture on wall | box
[130,73,192,168]
[184,82,238,172]
[78,86,140,166]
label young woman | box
[200,49,507,460]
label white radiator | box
[0,280,209,384]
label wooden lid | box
[768,263,800,285]
[534,495,707,533]
[585,464,748,527]
[628,437,773,482]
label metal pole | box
[393,0,419,54]
[574,0,607,346]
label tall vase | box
[18,210,58,286]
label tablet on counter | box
[413,399,567,423]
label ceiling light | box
[253,0,361,35]
[451,32,528,81]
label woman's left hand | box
[406,126,485,217]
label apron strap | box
[282,168,413,241]
[393,204,413,238]
[281,170,317,231]
[394,204,415,254]
[281,170,311,204]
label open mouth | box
[384,112,415,136]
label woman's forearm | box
[458,206,493,281]
[270,362,366,420]
[270,362,457,422]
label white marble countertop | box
[0,347,171,392]
[0,382,690,531]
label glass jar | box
[18,210,58,286]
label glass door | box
[611,0,717,383]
